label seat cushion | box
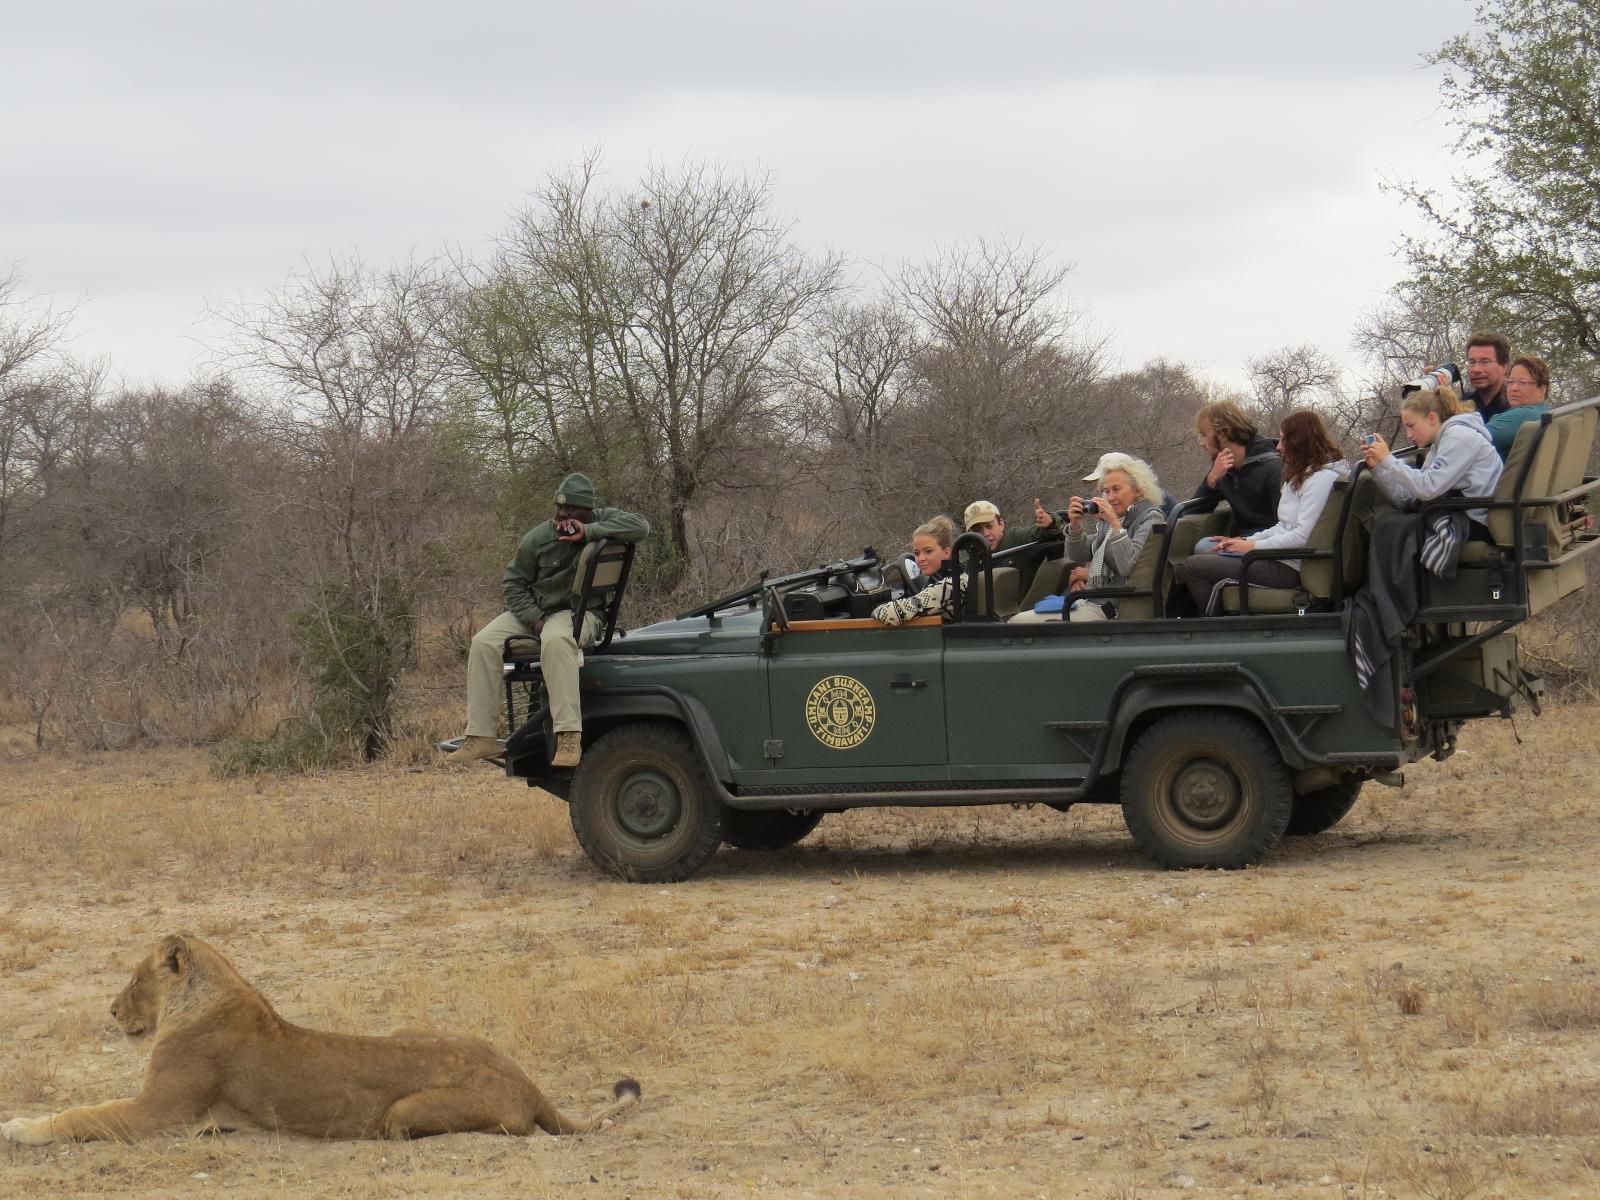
[1217,584,1305,614]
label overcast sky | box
[4,1,1479,395]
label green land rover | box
[449,397,1599,883]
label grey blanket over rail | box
[1343,504,1470,729]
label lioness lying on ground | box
[1,933,640,1144]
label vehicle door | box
[942,623,1113,780]
[764,617,947,779]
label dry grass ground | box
[3,703,1600,1198]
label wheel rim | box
[1167,758,1243,832]
[612,767,683,843]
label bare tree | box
[893,239,1107,520]
[1245,344,1342,430]
[0,270,77,574]
[597,163,842,566]
[1350,280,1479,393]
[1088,359,1217,495]
[783,295,923,507]
[221,255,465,759]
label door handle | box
[890,677,928,690]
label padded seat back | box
[1219,474,1366,614]
[1551,406,1598,552]
[1114,517,1169,619]
[1018,557,1068,612]
[1487,419,1564,549]
[569,537,635,651]
[1428,404,1599,616]
[970,566,1022,619]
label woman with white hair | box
[1060,455,1166,621]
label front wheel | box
[1120,711,1292,869]
[721,807,824,851]
[1286,776,1364,836]
[569,723,723,883]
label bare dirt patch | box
[3,704,1600,1198]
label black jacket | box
[1189,434,1282,535]
[1467,380,1509,421]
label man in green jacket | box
[446,473,650,768]
[961,498,1062,596]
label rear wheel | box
[1120,711,1292,869]
[1286,776,1364,836]
[721,807,824,851]
[569,723,723,883]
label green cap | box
[554,472,598,509]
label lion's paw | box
[3,1116,55,1146]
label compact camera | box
[1400,362,1461,397]
[1081,498,1104,515]
[1362,433,1377,446]
[555,518,581,536]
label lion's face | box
[110,940,184,1036]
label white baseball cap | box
[1083,452,1137,482]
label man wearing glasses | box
[1463,331,1511,420]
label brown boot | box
[444,735,502,764]
[551,732,583,769]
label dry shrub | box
[1520,562,1600,698]
[0,916,62,973]
[1461,1081,1600,1137]
[1439,982,1506,1045]
[8,1049,60,1104]
[0,603,286,753]
[1520,980,1600,1030]
[1391,1138,1501,1200]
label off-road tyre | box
[1120,711,1293,870]
[569,722,723,883]
[720,807,824,851]
[1285,776,1364,836]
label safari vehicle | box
[453,397,1600,883]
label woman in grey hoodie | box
[1362,386,1503,534]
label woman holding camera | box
[1177,410,1347,614]
[1057,456,1166,621]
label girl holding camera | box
[1361,385,1502,535]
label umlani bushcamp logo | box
[804,675,876,750]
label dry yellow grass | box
[2,702,1600,1197]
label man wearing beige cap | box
[961,497,1061,594]
[445,472,649,769]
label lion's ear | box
[159,934,192,975]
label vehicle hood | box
[606,608,766,656]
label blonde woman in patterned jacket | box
[872,515,961,625]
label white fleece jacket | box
[1246,460,1351,570]
[1372,411,1503,527]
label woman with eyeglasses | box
[1485,354,1552,461]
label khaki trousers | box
[465,609,602,737]
[1007,598,1109,624]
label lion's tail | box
[534,1077,641,1135]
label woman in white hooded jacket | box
[1361,386,1503,533]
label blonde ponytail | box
[1400,383,1468,422]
